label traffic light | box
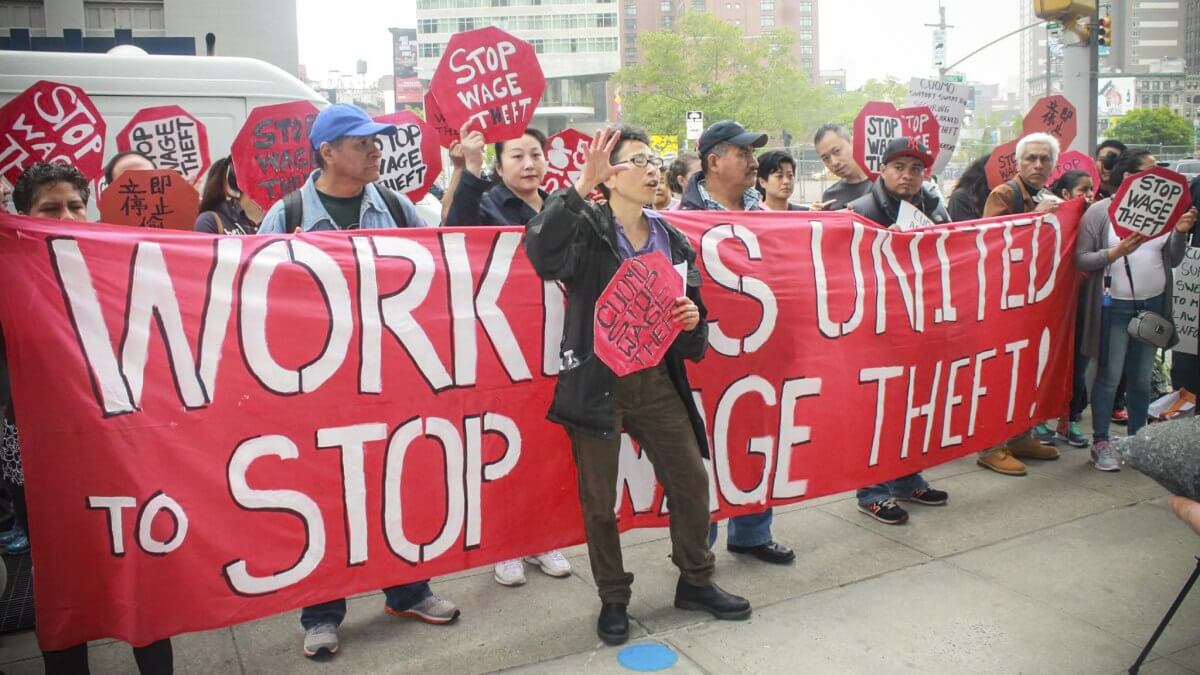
[1033,0,1095,21]
[1098,15,1113,47]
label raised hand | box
[574,127,631,199]
[1176,207,1198,234]
[459,119,487,177]
[448,139,466,170]
[1107,233,1146,262]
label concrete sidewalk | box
[2,441,1199,674]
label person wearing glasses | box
[525,125,751,645]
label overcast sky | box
[297,0,1024,93]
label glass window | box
[760,14,774,27]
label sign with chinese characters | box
[116,105,211,185]
[98,169,199,230]
[1024,95,1077,149]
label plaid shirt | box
[696,179,763,211]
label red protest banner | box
[116,105,211,185]
[372,111,443,203]
[542,128,591,194]
[852,101,912,180]
[1047,150,1100,192]
[1107,167,1192,239]
[0,204,1082,650]
[230,101,320,210]
[897,105,941,176]
[0,80,106,185]
[98,169,199,230]
[1024,95,1077,149]
[428,26,545,144]
[984,139,1019,189]
[423,90,461,149]
[594,252,684,377]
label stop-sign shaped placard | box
[542,128,591,194]
[1047,149,1100,193]
[372,110,442,203]
[0,80,106,185]
[984,139,1020,189]
[117,105,211,185]
[424,90,461,149]
[852,101,914,180]
[1024,95,1077,149]
[1107,167,1192,240]
[98,169,199,231]
[428,26,545,144]
[897,105,940,176]
[593,252,684,378]
[230,100,320,210]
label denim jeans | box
[299,581,431,629]
[1091,294,1165,441]
[708,509,773,548]
[856,473,929,507]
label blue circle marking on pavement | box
[617,642,679,671]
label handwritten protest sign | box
[0,80,106,184]
[984,139,1020,189]
[373,111,442,202]
[98,169,199,230]
[1046,150,1099,192]
[424,90,461,148]
[852,101,912,180]
[230,100,320,210]
[1173,247,1200,356]
[897,105,940,176]
[428,26,545,144]
[1107,167,1192,239]
[542,129,590,194]
[1024,95,1077,149]
[906,78,969,176]
[594,252,684,377]
[895,200,936,232]
[116,105,210,185]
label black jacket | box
[846,179,950,227]
[446,170,548,226]
[524,187,712,456]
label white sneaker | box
[302,622,339,657]
[524,550,571,577]
[494,558,526,586]
[1091,439,1121,472]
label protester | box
[815,124,869,210]
[665,152,700,209]
[1075,149,1197,471]
[756,150,807,211]
[102,150,156,186]
[651,164,673,209]
[680,120,794,564]
[194,156,261,234]
[946,153,992,222]
[844,139,952,524]
[9,161,175,674]
[254,103,460,656]
[1095,139,1127,200]
[1049,170,1094,204]
[525,125,751,645]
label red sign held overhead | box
[423,90,461,149]
[897,105,940,176]
[1047,150,1100,194]
[98,169,199,231]
[230,100,320,210]
[428,26,545,144]
[542,129,591,194]
[852,101,914,180]
[373,111,443,203]
[116,105,211,185]
[594,252,685,377]
[984,139,1020,189]
[1107,167,1192,240]
[1024,95,1078,149]
[0,80,106,185]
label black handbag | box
[1123,256,1179,350]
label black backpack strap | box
[283,189,304,233]
[374,183,410,227]
[1005,178,1025,214]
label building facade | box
[620,0,819,83]
[415,0,619,134]
[0,0,299,75]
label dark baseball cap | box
[881,137,933,167]
[309,103,396,148]
[698,120,768,159]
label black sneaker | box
[898,487,948,506]
[858,498,909,525]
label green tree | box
[1107,107,1191,147]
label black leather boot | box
[673,578,752,620]
[597,602,629,645]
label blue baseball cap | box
[309,103,396,148]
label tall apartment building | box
[1187,0,1200,73]
[415,0,619,134]
[620,0,819,83]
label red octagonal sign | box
[117,105,211,185]
[542,128,591,194]
[230,100,321,210]
[896,105,940,176]
[1107,166,1192,240]
[594,252,684,378]
[852,101,916,181]
[1024,95,1077,150]
[0,80,106,185]
[373,110,443,203]
[428,26,545,144]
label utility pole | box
[926,1,954,79]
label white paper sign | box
[906,78,969,177]
[895,200,935,232]
[1173,246,1200,356]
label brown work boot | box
[1008,433,1060,460]
[977,448,1027,476]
